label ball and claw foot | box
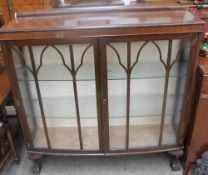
[32,160,41,174]
[15,158,20,165]
[168,150,183,172]
[170,159,180,171]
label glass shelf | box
[107,61,187,80]
[21,94,183,118]
[15,61,187,82]
[26,113,181,119]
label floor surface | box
[2,136,193,175]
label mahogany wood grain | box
[0,8,203,40]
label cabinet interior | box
[11,39,190,151]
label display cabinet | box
[0,5,203,173]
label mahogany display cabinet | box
[0,5,204,173]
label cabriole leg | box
[183,161,192,175]
[168,150,184,171]
[28,153,42,174]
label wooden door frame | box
[4,38,105,154]
[99,33,199,154]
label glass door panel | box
[12,47,48,148]
[107,43,127,150]
[12,43,100,151]
[73,44,99,150]
[162,40,190,145]
[106,39,190,150]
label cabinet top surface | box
[0,6,204,40]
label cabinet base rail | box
[27,146,184,174]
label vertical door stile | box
[28,46,51,149]
[159,40,172,146]
[69,44,83,150]
[177,35,199,145]
[100,39,109,153]
[126,42,131,150]
[94,40,104,152]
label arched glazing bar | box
[29,43,93,150]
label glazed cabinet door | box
[101,36,196,151]
[8,40,102,152]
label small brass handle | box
[103,99,107,105]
